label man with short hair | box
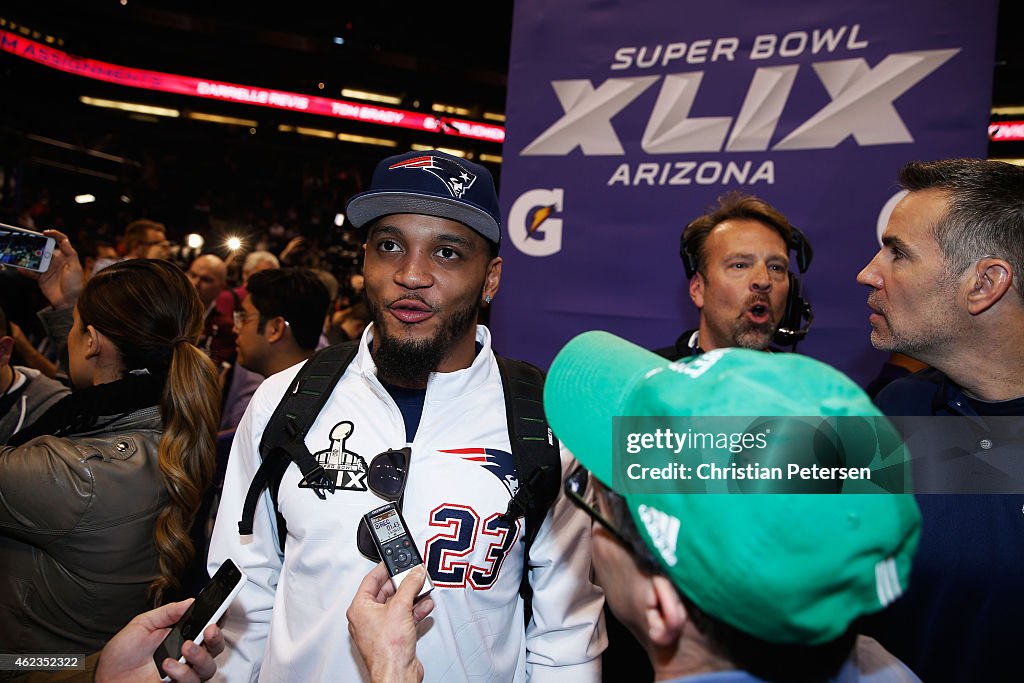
[188,254,235,367]
[219,252,283,431]
[856,158,1024,683]
[208,149,605,682]
[350,331,922,683]
[205,269,333,589]
[234,268,330,379]
[89,219,170,275]
[82,240,119,280]
[241,251,280,286]
[123,219,171,260]
[227,249,282,309]
[0,303,68,443]
[642,192,813,679]
[655,191,811,359]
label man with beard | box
[654,191,809,360]
[639,192,811,679]
[348,332,924,683]
[207,150,605,683]
[856,158,1024,682]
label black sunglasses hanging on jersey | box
[356,447,412,560]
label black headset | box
[679,224,814,348]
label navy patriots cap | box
[345,150,501,249]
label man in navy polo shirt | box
[856,158,1024,682]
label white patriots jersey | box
[208,325,606,683]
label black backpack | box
[237,340,562,617]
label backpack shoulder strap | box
[494,354,561,615]
[237,340,360,551]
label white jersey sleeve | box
[206,366,301,682]
[522,445,607,682]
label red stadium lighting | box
[0,29,505,144]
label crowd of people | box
[0,150,1021,683]
[0,208,369,681]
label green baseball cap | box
[544,331,921,645]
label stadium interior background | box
[0,0,1021,338]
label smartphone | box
[153,558,247,682]
[0,223,56,273]
[362,501,433,599]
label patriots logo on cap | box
[441,447,519,498]
[389,155,477,199]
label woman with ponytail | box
[0,230,221,658]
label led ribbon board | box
[989,121,1024,142]
[0,29,505,143]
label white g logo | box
[508,188,564,257]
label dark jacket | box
[873,367,974,416]
[863,368,1024,683]
[652,328,782,360]
[0,366,70,444]
[0,405,166,656]
[652,328,701,360]
[200,291,239,368]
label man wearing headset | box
[654,191,812,359]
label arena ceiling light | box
[341,89,402,105]
[186,111,258,127]
[278,124,397,148]
[296,127,336,139]
[411,144,467,158]
[80,96,179,118]
[431,103,472,116]
[74,193,96,204]
[337,132,397,147]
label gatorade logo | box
[508,188,564,256]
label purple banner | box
[492,0,997,386]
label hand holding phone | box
[153,558,247,682]
[0,223,55,273]
[31,228,84,309]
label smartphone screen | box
[153,559,244,678]
[0,225,54,272]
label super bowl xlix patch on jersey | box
[300,421,369,492]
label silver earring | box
[483,295,493,304]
